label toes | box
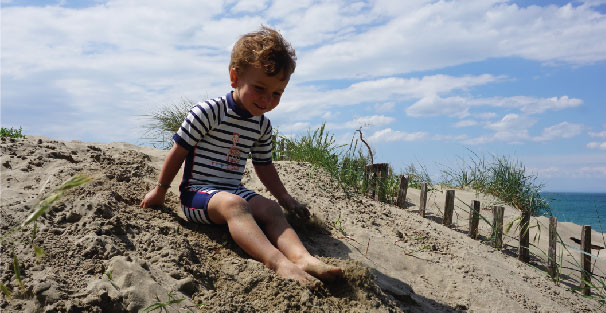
[304,263,343,281]
[320,267,343,281]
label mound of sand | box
[1,136,603,312]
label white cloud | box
[587,142,606,150]
[432,134,469,141]
[368,128,427,142]
[461,113,536,144]
[464,118,584,144]
[529,166,561,179]
[534,122,583,141]
[326,115,396,130]
[523,152,606,165]
[375,102,395,113]
[462,135,494,145]
[342,74,499,101]
[276,74,500,117]
[486,113,536,132]
[454,119,478,128]
[278,122,311,134]
[491,96,583,114]
[527,165,606,179]
[297,1,606,80]
[477,112,497,119]
[589,130,606,138]
[406,95,471,118]
[347,115,395,128]
[230,0,268,13]
[321,111,337,120]
[578,166,606,177]
[405,95,582,118]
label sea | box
[541,192,606,233]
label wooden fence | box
[364,171,597,297]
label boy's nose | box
[260,94,272,104]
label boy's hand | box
[140,187,167,208]
[279,195,310,220]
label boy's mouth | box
[254,103,266,110]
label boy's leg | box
[206,192,318,285]
[247,195,343,281]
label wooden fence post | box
[519,211,531,263]
[365,163,389,202]
[376,163,389,202]
[443,190,455,227]
[396,175,408,208]
[469,200,480,239]
[492,206,504,250]
[580,225,592,296]
[548,217,558,279]
[419,182,428,218]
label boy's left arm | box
[253,163,310,220]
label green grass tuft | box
[441,152,549,216]
[404,163,433,189]
[1,174,91,293]
[0,282,11,298]
[142,291,186,312]
[142,99,197,149]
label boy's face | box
[230,66,289,116]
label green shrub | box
[1,127,25,139]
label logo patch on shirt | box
[226,132,241,171]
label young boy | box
[140,26,342,285]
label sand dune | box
[1,136,603,312]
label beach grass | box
[142,99,196,149]
[440,151,549,216]
[404,162,433,190]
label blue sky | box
[2,0,605,192]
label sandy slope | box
[0,136,603,312]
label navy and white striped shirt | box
[173,92,273,190]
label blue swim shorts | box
[180,185,258,224]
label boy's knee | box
[252,198,284,223]
[265,201,283,217]
[215,193,250,219]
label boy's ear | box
[229,68,238,88]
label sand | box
[0,136,604,312]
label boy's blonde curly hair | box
[229,26,296,80]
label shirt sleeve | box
[173,102,214,150]
[251,116,273,165]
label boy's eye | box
[273,92,282,97]
[255,86,264,91]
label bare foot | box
[272,257,321,286]
[295,255,343,281]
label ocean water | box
[541,192,606,233]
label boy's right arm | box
[140,142,189,208]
